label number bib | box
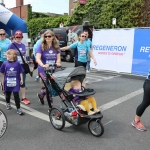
[46,60,55,65]
[3,52,6,58]
[6,78,17,87]
[79,49,86,56]
[17,56,23,64]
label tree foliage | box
[27,0,149,39]
[31,12,50,19]
[65,0,146,28]
[27,15,68,39]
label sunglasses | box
[81,35,86,37]
[15,37,22,38]
[0,33,5,36]
[44,35,52,38]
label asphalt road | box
[0,61,150,150]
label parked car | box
[33,25,93,62]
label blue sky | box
[3,0,69,14]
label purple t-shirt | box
[68,88,85,104]
[8,42,26,69]
[36,44,60,73]
[0,60,24,92]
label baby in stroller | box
[48,66,104,137]
[66,79,101,116]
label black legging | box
[33,55,38,70]
[33,60,38,69]
[5,92,20,109]
[136,79,150,116]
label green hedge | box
[64,0,146,28]
[27,0,148,40]
[27,15,68,40]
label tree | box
[65,0,146,28]
[27,15,68,39]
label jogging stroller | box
[42,64,104,137]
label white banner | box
[91,29,135,73]
[0,5,13,25]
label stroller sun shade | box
[52,66,86,89]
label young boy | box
[0,49,24,115]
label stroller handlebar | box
[44,63,66,74]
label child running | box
[0,49,24,115]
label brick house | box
[9,0,31,21]
[69,0,87,15]
[69,0,78,15]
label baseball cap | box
[14,30,23,37]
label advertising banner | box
[132,29,150,76]
[91,29,134,73]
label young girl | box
[68,80,100,115]
[0,49,24,115]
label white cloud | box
[4,0,16,8]
[24,0,35,5]
[3,0,69,14]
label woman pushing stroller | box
[36,30,61,105]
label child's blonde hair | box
[7,49,18,61]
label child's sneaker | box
[88,111,95,115]
[6,103,11,110]
[37,94,44,105]
[131,120,146,131]
[35,76,40,82]
[94,109,101,113]
[17,109,23,115]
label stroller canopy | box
[52,66,86,89]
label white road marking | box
[0,88,143,127]
[104,120,113,126]
[99,88,143,111]
[87,73,120,79]
[86,73,120,84]
[0,95,72,127]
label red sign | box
[79,0,87,4]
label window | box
[73,0,77,2]
[71,9,74,13]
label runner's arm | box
[20,73,23,85]
[60,46,70,51]
[89,51,97,65]
[56,53,61,66]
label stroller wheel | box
[88,119,104,137]
[49,107,65,130]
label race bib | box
[79,49,86,56]
[3,52,6,58]
[17,56,23,64]
[46,60,55,65]
[6,78,17,87]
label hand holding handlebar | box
[42,64,49,68]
